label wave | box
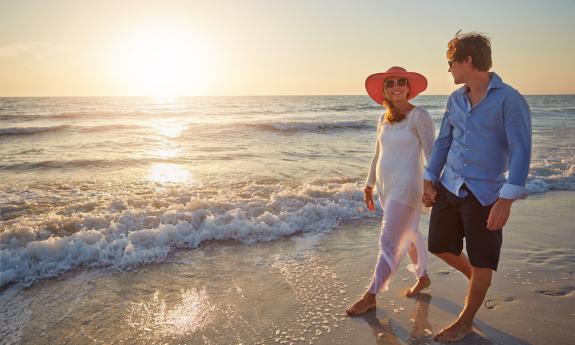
[0,114,43,122]
[525,164,575,193]
[1,165,574,288]
[46,111,190,119]
[0,157,180,171]
[0,125,70,136]
[0,180,374,288]
[77,124,146,133]
[0,124,147,138]
[0,119,375,139]
[0,110,195,122]
[249,119,375,132]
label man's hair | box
[447,31,492,71]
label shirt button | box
[466,130,470,134]
[464,163,467,166]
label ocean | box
[1,95,574,288]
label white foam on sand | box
[0,181,379,288]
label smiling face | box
[383,77,410,104]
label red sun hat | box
[365,66,428,105]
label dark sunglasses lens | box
[397,79,407,86]
[384,80,395,88]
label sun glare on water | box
[148,163,191,183]
[115,26,211,99]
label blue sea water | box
[0,95,573,287]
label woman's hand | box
[364,187,375,211]
[422,179,436,207]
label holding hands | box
[422,180,437,207]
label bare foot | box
[405,274,431,297]
[434,319,473,343]
[346,294,376,316]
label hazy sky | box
[1,0,574,96]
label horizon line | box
[1,93,575,98]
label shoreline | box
[0,191,573,344]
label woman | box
[346,66,435,315]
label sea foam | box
[0,181,377,288]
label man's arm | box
[487,91,532,230]
[499,91,532,200]
[423,100,453,205]
[424,101,453,183]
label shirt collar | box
[488,72,505,89]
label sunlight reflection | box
[125,289,215,339]
[149,148,181,159]
[150,123,185,137]
[147,163,191,183]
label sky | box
[1,0,574,97]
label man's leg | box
[434,252,472,279]
[435,187,502,342]
[428,183,470,278]
[434,266,492,342]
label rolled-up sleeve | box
[499,91,532,200]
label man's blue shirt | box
[424,72,532,206]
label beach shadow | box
[359,293,435,345]
[430,296,533,345]
[408,293,434,343]
[360,309,403,345]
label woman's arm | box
[365,115,383,188]
[414,109,436,164]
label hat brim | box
[365,71,428,104]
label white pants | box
[368,197,427,295]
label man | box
[423,32,531,342]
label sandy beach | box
[2,0,575,343]
[1,191,572,345]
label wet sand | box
[1,191,573,344]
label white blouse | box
[366,107,436,213]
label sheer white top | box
[366,107,435,213]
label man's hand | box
[364,188,375,212]
[422,180,437,207]
[487,198,514,230]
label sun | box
[114,26,211,98]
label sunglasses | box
[384,78,408,88]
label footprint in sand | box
[484,295,516,310]
[483,299,498,310]
[536,286,575,297]
[433,270,453,276]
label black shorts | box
[428,183,502,271]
